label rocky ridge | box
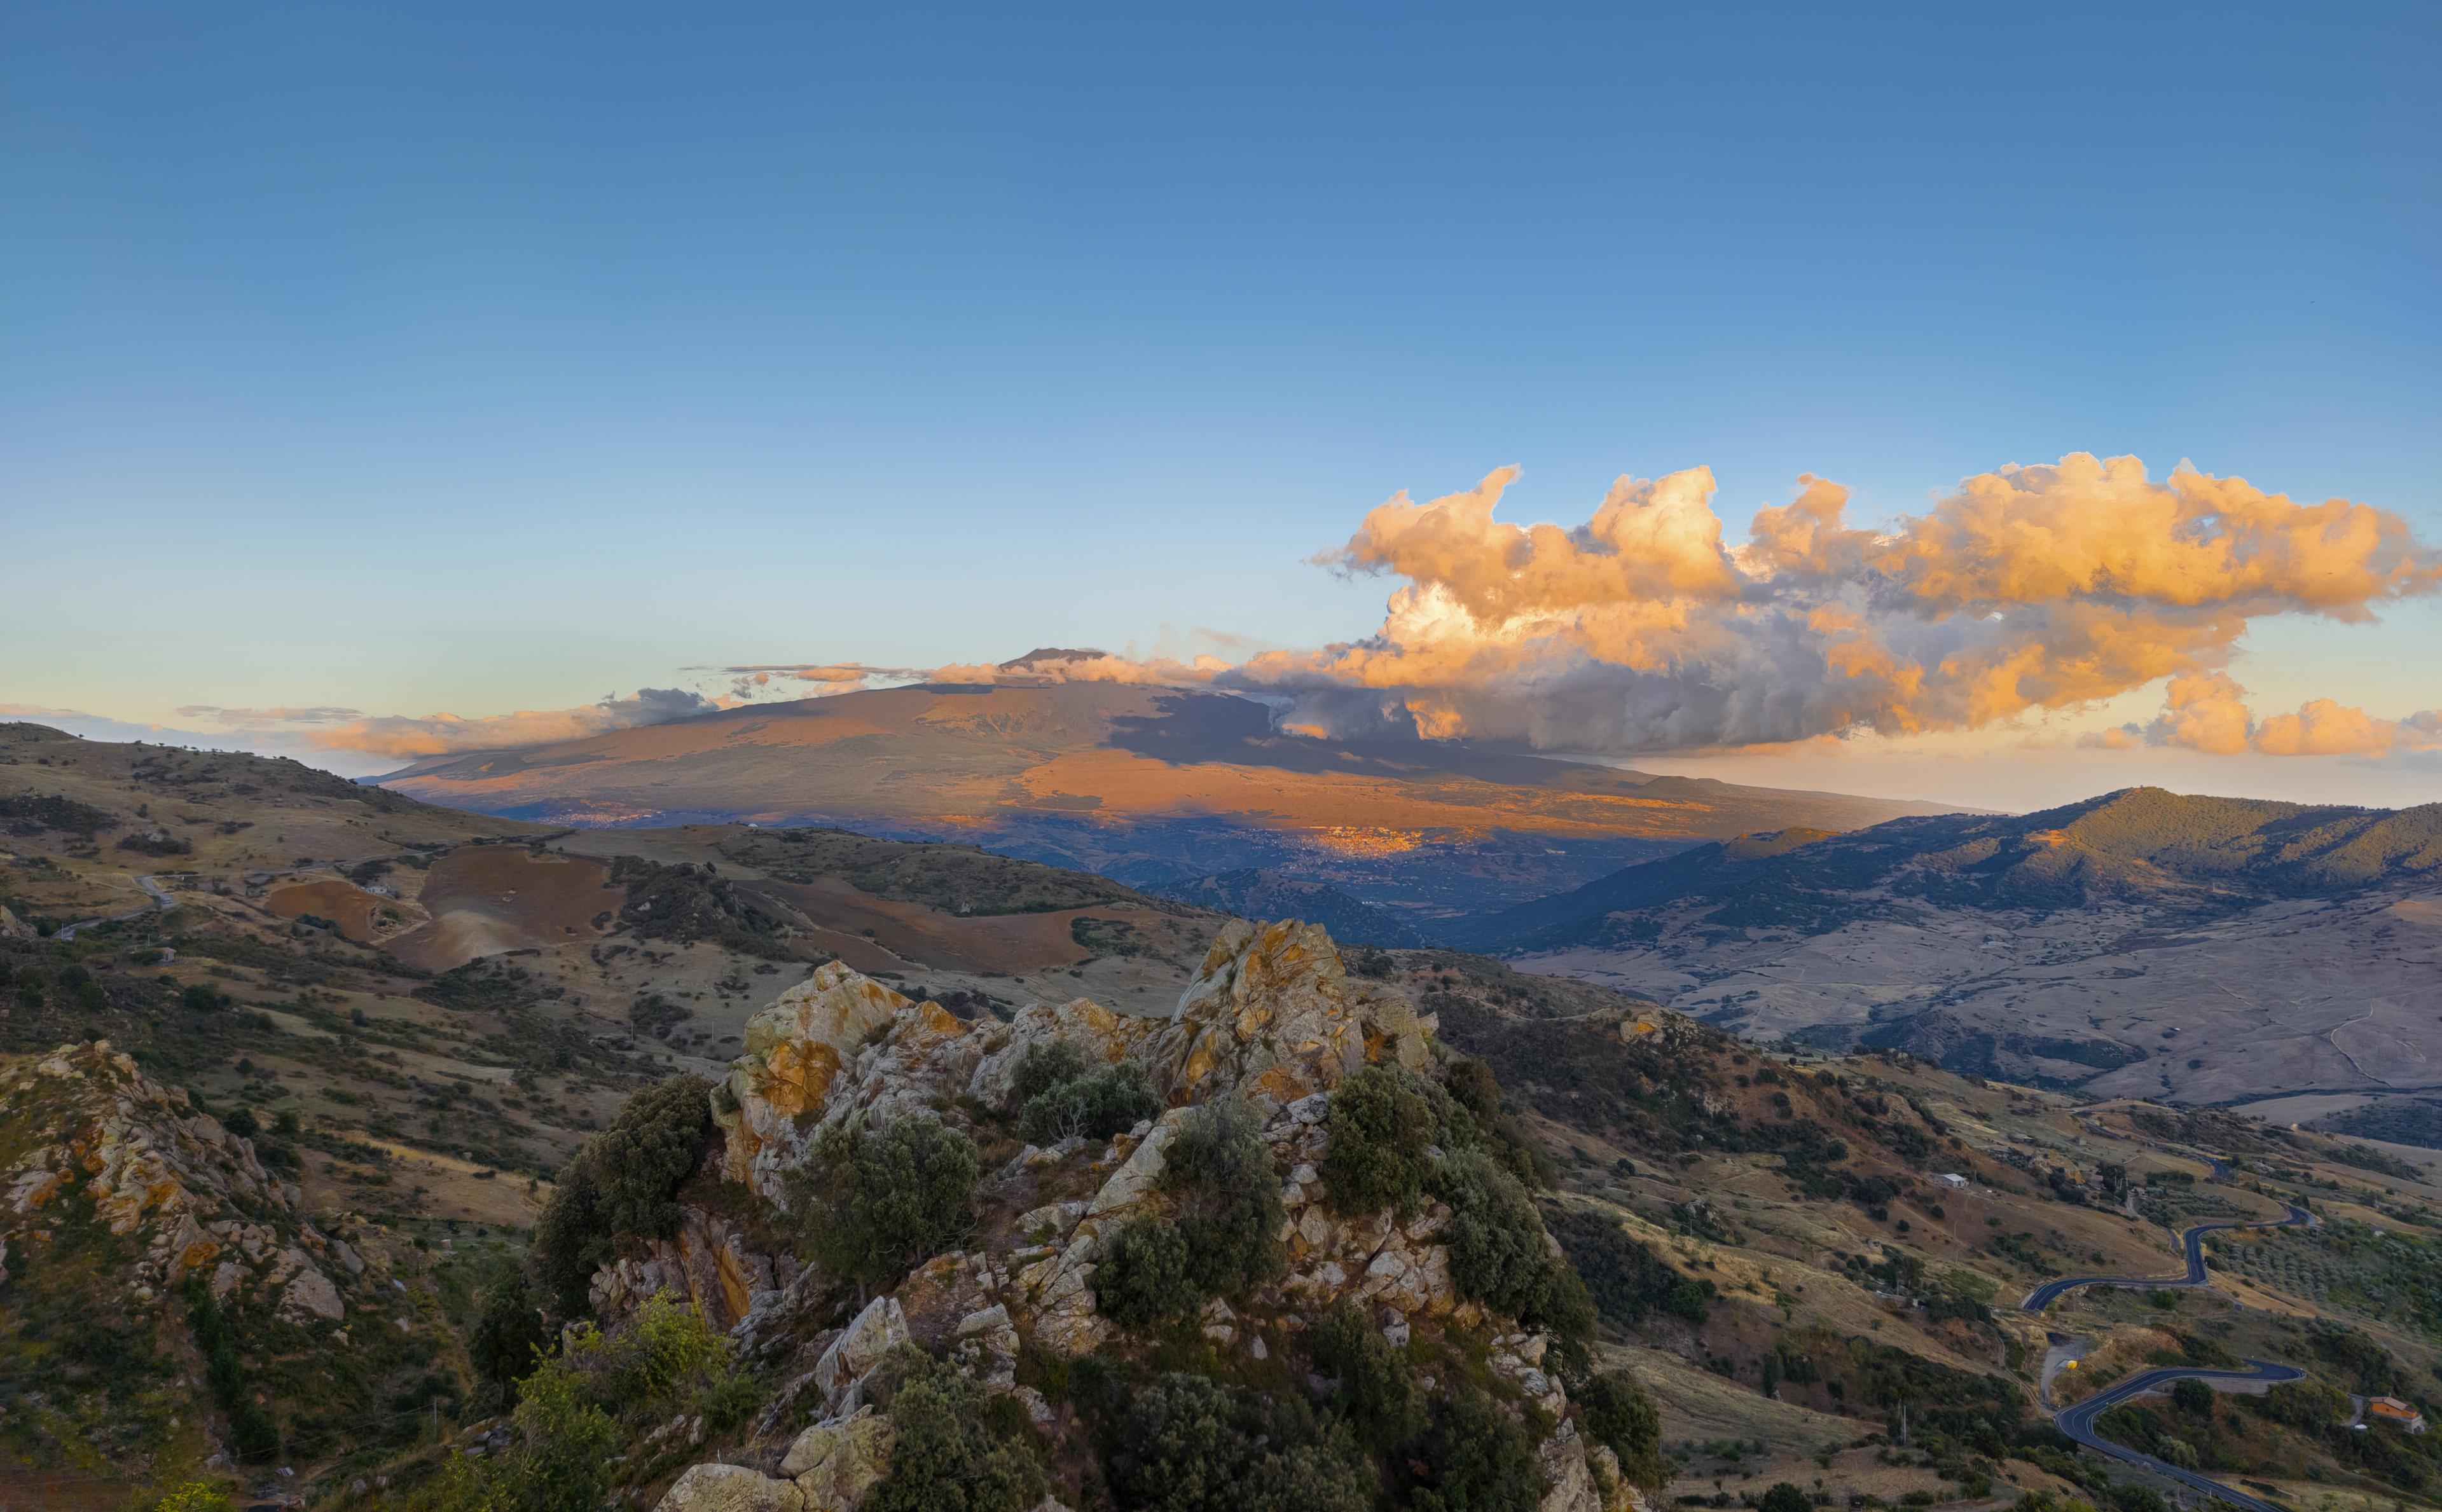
[639,919,1644,1511]
[0,1041,358,1324]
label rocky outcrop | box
[714,963,981,1202]
[591,1204,787,1331]
[1145,918,1430,1108]
[653,919,1601,1511]
[654,1461,806,1512]
[0,1041,355,1319]
[811,1295,909,1413]
[780,1406,895,1510]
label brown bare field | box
[740,874,1105,973]
[389,844,622,971]
[265,876,414,944]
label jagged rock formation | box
[640,920,1640,1512]
[0,1041,354,1321]
[591,1204,786,1333]
[0,1039,449,1480]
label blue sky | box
[4,3,2438,806]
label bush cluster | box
[794,1110,981,1291]
[1576,1369,1667,1491]
[1430,1149,1595,1371]
[1096,1099,1283,1327]
[1305,1305,1424,1452]
[1319,1064,1473,1218]
[1104,1371,1377,1512]
[862,1345,1044,1512]
[533,1074,712,1316]
[1547,1206,1704,1327]
[432,1293,755,1512]
[186,1277,277,1462]
[1020,1059,1164,1146]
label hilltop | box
[1463,790,2442,1106]
[371,682,1959,918]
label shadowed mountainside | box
[372,682,1961,918]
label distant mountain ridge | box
[375,682,1959,914]
[1459,787,2442,954]
[1459,788,2442,1104]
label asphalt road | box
[2020,1202,2312,1310]
[2020,1153,2314,1510]
[52,874,175,942]
[2053,1361,2305,1512]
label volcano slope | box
[373,680,1957,919]
[1459,787,2442,1106]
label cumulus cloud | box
[308,687,716,759]
[1203,453,2440,755]
[2094,673,2442,758]
[714,663,922,703]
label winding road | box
[2021,1202,2314,1310]
[2052,1362,2306,1512]
[52,874,176,941]
[2021,1162,2317,1510]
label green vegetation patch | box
[721,825,1164,916]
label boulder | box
[715,964,918,1193]
[1538,1422,1603,1512]
[654,1462,806,1512]
[780,1405,896,1510]
[811,1295,908,1411]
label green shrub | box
[1010,1040,1088,1105]
[1434,1148,1552,1317]
[799,1111,981,1289]
[185,1277,277,1462]
[1412,1389,1540,1512]
[1547,1207,1688,1327]
[1444,1055,1556,1189]
[149,1485,235,1512]
[1163,1097,1285,1301]
[1108,1372,1376,1512]
[2104,1486,2171,1512]
[2169,1377,2214,1414]
[1096,1099,1285,1328]
[532,1074,712,1316]
[1306,1305,1425,1452]
[1020,1061,1164,1145]
[864,1347,1044,1512]
[1530,1260,1597,1381]
[1760,1483,1811,1512]
[1576,1369,1666,1490]
[434,1293,755,1512]
[468,1267,550,1408]
[1321,1065,1470,1219]
[1097,1216,1201,1328]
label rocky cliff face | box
[639,920,1643,1512]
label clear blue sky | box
[4,3,2438,802]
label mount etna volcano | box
[375,680,1957,920]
